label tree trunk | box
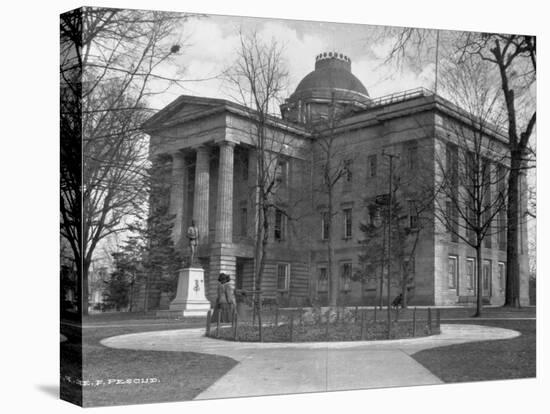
[378,219,386,310]
[252,146,266,299]
[327,241,336,307]
[129,276,134,312]
[492,45,527,309]
[504,153,521,307]
[143,273,150,313]
[401,267,408,309]
[251,195,269,312]
[473,245,483,317]
[258,203,270,291]
[253,207,264,291]
[82,259,90,316]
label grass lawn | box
[61,319,238,407]
[81,312,206,326]
[60,307,535,406]
[412,319,536,383]
[438,306,536,320]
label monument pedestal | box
[168,267,211,317]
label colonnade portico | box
[215,141,235,243]
[192,145,211,245]
[168,151,186,244]
[168,139,238,302]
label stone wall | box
[145,94,531,309]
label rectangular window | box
[343,208,352,239]
[275,159,288,186]
[446,144,458,190]
[484,157,493,190]
[482,158,491,198]
[368,154,377,178]
[497,162,506,184]
[498,210,506,251]
[483,158,492,249]
[404,257,416,290]
[448,255,458,289]
[465,150,476,185]
[274,209,286,241]
[242,154,249,181]
[368,204,381,227]
[340,262,352,291]
[321,212,329,240]
[497,164,507,250]
[483,259,492,296]
[498,262,506,294]
[465,152,477,239]
[408,200,418,229]
[446,201,459,242]
[236,261,244,290]
[466,204,476,245]
[497,163,506,197]
[407,144,418,170]
[484,213,492,248]
[318,266,328,292]
[277,263,290,291]
[466,258,476,291]
[344,159,353,182]
[240,207,248,237]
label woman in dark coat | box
[211,273,236,323]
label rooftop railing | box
[369,87,508,138]
[370,87,435,107]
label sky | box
[90,14,442,267]
[97,11,536,267]
[147,13,439,111]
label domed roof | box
[292,52,369,98]
[280,52,371,124]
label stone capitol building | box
[138,51,530,309]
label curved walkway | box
[101,324,520,400]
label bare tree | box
[377,28,536,308]
[60,7,190,315]
[464,34,536,308]
[433,58,508,317]
[356,145,433,310]
[309,98,361,307]
[223,30,295,300]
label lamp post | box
[370,202,384,310]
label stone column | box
[169,151,186,244]
[193,145,210,245]
[215,142,235,243]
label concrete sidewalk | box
[101,324,520,400]
[195,347,442,399]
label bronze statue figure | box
[187,219,199,266]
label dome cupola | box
[281,52,371,124]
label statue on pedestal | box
[165,218,209,317]
[187,219,199,267]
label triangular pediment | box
[142,95,228,131]
[143,94,310,137]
